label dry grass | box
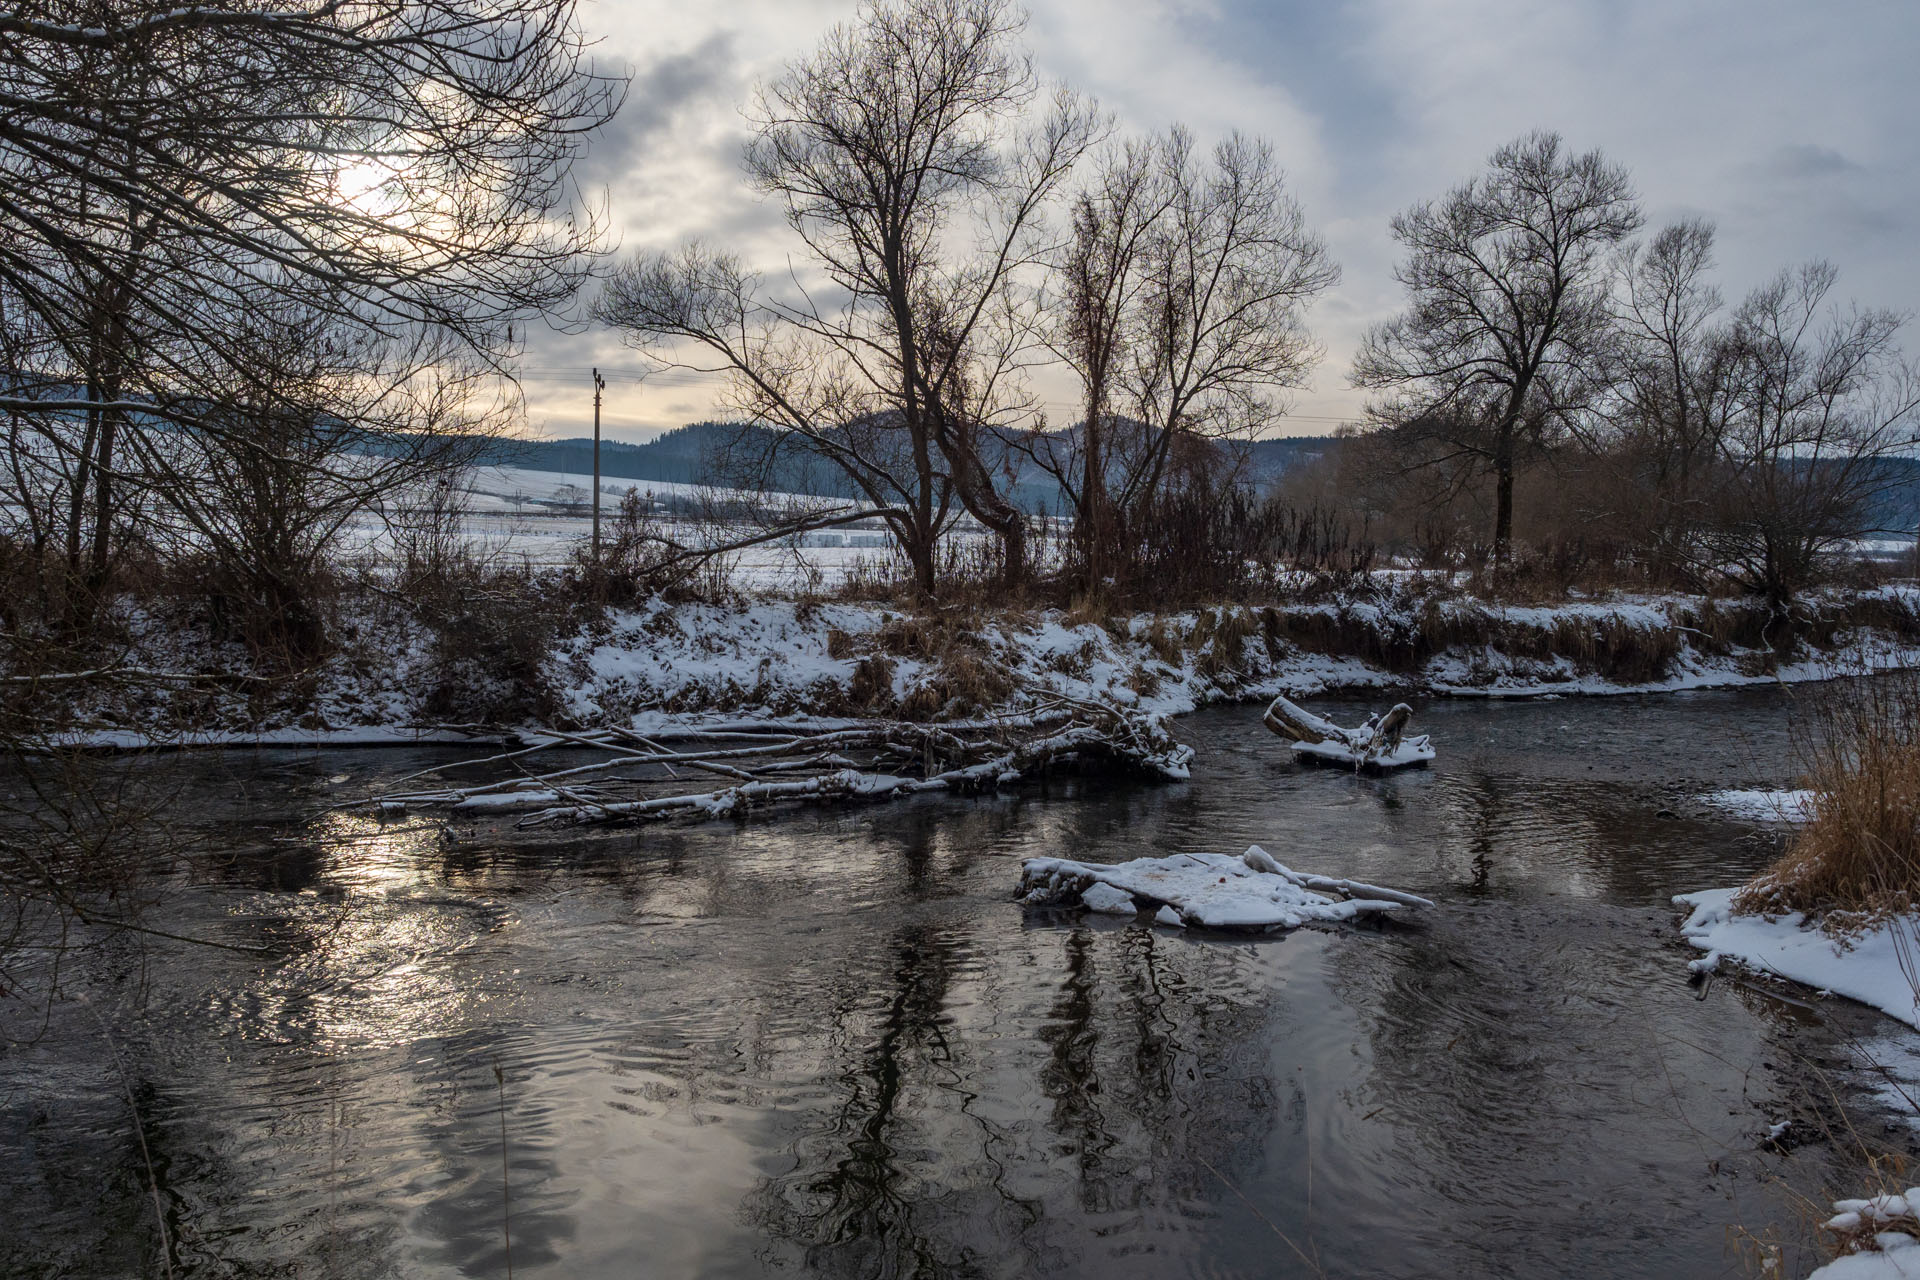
[1737,672,1920,921]
[1140,616,1184,667]
[1192,607,1258,682]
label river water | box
[4,687,1916,1279]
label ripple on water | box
[0,687,1897,1280]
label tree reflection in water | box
[747,923,1033,1278]
[746,913,1300,1278]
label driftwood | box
[1262,694,1433,771]
[366,700,1194,828]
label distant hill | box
[492,421,1338,512]
[489,422,733,488]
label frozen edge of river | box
[1676,889,1920,1030]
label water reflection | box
[747,923,1026,1279]
[1,685,1913,1279]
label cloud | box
[537,0,1920,441]
[572,32,739,192]
[1760,143,1860,181]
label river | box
[2,686,1913,1279]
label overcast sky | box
[522,0,1920,444]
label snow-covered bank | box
[1811,1193,1920,1277]
[17,581,1920,746]
[557,587,1920,730]
[1676,889,1920,1029]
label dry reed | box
[1737,671,1920,923]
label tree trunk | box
[87,412,116,592]
[999,516,1027,587]
[1079,413,1109,589]
[1492,446,1515,569]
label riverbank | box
[16,578,1920,745]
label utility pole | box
[591,367,605,560]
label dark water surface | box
[4,687,1915,1279]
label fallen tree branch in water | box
[365,703,1195,827]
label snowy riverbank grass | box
[14,574,1920,743]
[1736,672,1920,924]
[1809,1192,1920,1278]
[1678,673,1920,1024]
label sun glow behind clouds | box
[332,156,404,218]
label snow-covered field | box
[333,463,976,586]
[344,507,901,586]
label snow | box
[1290,734,1436,769]
[1848,1032,1920,1125]
[19,571,1920,750]
[1703,788,1817,822]
[451,789,560,811]
[1020,844,1434,931]
[1080,882,1139,915]
[1808,1191,1920,1278]
[1265,694,1435,770]
[1675,889,1920,1028]
[1811,1248,1920,1279]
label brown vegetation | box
[1737,671,1920,922]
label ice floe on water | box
[1676,889,1920,1029]
[1847,1032,1920,1128]
[1702,788,1817,822]
[1019,844,1434,931]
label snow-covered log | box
[1263,694,1434,770]
[368,702,1193,828]
[1019,844,1435,931]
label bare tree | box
[0,0,621,614]
[596,0,1098,594]
[1034,136,1163,584]
[1695,262,1920,628]
[1353,131,1641,568]
[159,301,504,663]
[1595,218,1731,575]
[1032,127,1337,592]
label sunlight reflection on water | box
[1,685,1910,1279]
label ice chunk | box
[1154,906,1184,928]
[1703,789,1816,822]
